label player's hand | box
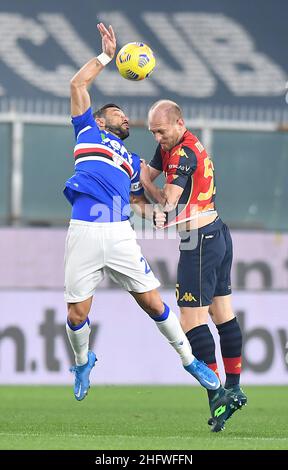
[97,23,116,59]
[153,204,167,229]
[140,160,151,185]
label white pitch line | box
[0,432,287,442]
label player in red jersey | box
[140,100,247,432]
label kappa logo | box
[180,292,197,302]
[173,148,189,158]
[179,148,188,158]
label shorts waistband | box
[180,216,223,236]
[198,216,223,234]
[69,219,131,228]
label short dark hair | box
[93,103,122,119]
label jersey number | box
[198,156,215,202]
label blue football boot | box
[69,351,97,401]
[184,358,221,390]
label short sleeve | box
[149,145,163,172]
[130,153,144,196]
[168,146,197,188]
[71,107,98,140]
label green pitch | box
[0,385,287,450]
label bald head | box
[148,100,183,123]
[148,100,186,151]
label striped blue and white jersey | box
[63,107,144,221]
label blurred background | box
[0,0,287,386]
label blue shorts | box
[176,217,232,307]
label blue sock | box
[67,317,90,331]
[150,302,170,322]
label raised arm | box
[70,23,116,117]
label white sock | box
[153,305,194,366]
[66,319,91,366]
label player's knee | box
[67,303,89,325]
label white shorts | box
[64,219,160,303]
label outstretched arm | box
[70,23,116,117]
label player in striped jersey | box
[63,23,221,403]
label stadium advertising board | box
[0,229,287,291]
[0,291,287,385]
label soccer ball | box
[116,42,156,81]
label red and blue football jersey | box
[149,130,217,227]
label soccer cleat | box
[69,351,97,401]
[207,385,247,426]
[184,358,221,390]
[209,387,240,432]
[227,385,248,407]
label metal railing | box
[0,110,287,226]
